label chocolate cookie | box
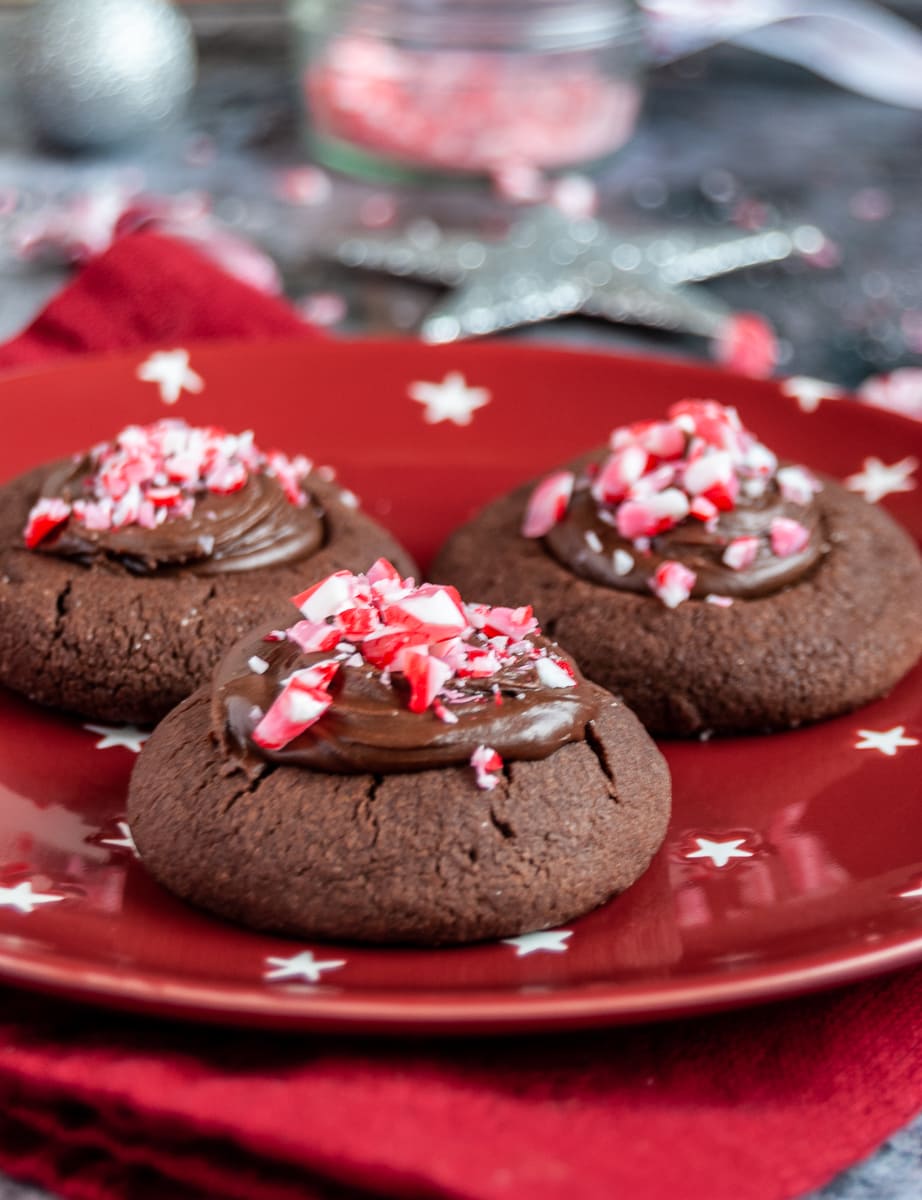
[432,400,922,736]
[127,563,670,944]
[0,421,416,723]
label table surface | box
[0,3,919,1198]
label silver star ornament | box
[329,206,827,345]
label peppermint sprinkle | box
[522,400,813,562]
[249,563,577,769]
[777,465,821,506]
[650,561,696,609]
[471,745,503,790]
[23,420,312,549]
[770,517,810,558]
[521,470,575,538]
[248,656,270,675]
[535,656,577,689]
[613,549,634,576]
[433,698,459,724]
[705,594,734,607]
[584,530,603,554]
[722,536,759,571]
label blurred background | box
[0,0,920,402]
[0,6,920,1199]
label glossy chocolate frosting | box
[214,628,598,774]
[35,457,324,576]
[544,461,826,600]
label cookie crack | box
[199,582,219,613]
[488,806,515,840]
[359,774,383,850]
[584,721,620,802]
[222,762,277,814]
[53,579,73,640]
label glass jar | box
[291,0,646,183]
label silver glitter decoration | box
[16,0,196,151]
[330,207,828,343]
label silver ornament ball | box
[16,0,197,150]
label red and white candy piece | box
[366,557,402,587]
[722,536,759,571]
[770,517,810,558]
[591,445,648,505]
[23,498,71,549]
[470,745,503,791]
[403,648,454,713]
[649,561,697,609]
[616,489,689,540]
[385,584,468,640]
[689,495,719,523]
[292,571,357,622]
[251,673,335,750]
[535,656,577,689]
[522,470,574,538]
[474,604,539,641]
[776,465,821,506]
[286,620,341,654]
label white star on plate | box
[898,879,922,899]
[855,726,919,757]
[408,372,490,426]
[779,375,844,413]
[501,929,573,956]
[100,820,140,857]
[263,950,346,984]
[83,724,150,753]
[844,456,918,503]
[136,349,205,405]
[685,837,755,869]
[0,881,65,915]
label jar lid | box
[308,0,644,53]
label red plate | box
[0,339,920,1034]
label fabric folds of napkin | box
[0,233,920,1200]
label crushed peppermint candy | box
[522,470,575,538]
[770,517,811,558]
[470,745,503,791]
[522,399,822,609]
[776,465,821,506]
[722,536,759,571]
[249,561,578,761]
[23,419,312,549]
[613,549,634,576]
[649,561,696,609]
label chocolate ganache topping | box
[523,400,826,607]
[23,420,323,575]
[214,560,597,781]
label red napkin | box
[1,233,921,1200]
[0,231,318,371]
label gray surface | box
[0,3,919,1198]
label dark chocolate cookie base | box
[0,465,416,724]
[432,477,922,736]
[127,685,671,946]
